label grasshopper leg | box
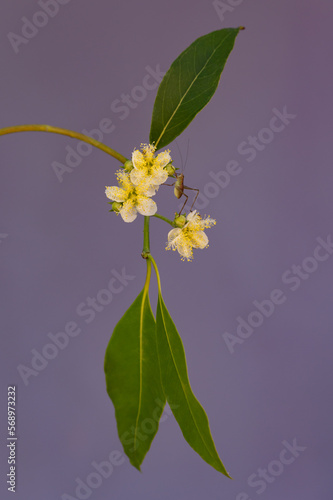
[184,186,200,212]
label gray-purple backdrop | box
[1,1,332,499]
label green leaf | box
[104,264,166,470]
[156,293,231,477]
[149,27,243,150]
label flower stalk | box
[142,216,151,259]
[153,214,175,227]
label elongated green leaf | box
[156,293,231,477]
[104,280,166,470]
[149,27,243,150]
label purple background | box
[1,1,333,499]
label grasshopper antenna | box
[175,138,190,173]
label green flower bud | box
[112,202,122,213]
[165,163,176,177]
[123,160,134,172]
[174,214,186,228]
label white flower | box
[130,143,171,190]
[166,210,216,261]
[105,170,157,223]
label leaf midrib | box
[132,291,146,458]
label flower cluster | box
[166,211,216,261]
[105,143,170,222]
[105,169,157,223]
[105,143,216,260]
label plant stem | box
[0,124,127,164]
[142,216,150,259]
[143,258,152,294]
[153,214,175,227]
[148,255,162,294]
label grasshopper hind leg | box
[179,193,189,215]
[183,186,200,212]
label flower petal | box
[186,210,198,222]
[132,149,145,169]
[130,169,146,186]
[150,169,168,186]
[142,183,158,197]
[119,200,137,223]
[155,150,171,168]
[136,196,157,216]
[167,228,182,244]
[190,230,209,249]
[105,186,127,202]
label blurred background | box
[1,1,332,498]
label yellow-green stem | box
[143,258,152,294]
[0,124,127,164]
[142,216,151,259]
[153,214,175,227]
[148,255,162,294]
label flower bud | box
[174,214,186,228]
[165,163,175,177]
[112,202,122,213]
[123,160,134,172]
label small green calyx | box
[165,163,176,177]
[174,214,186,228]
[112,202,123,212]
[123,160,134,172]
